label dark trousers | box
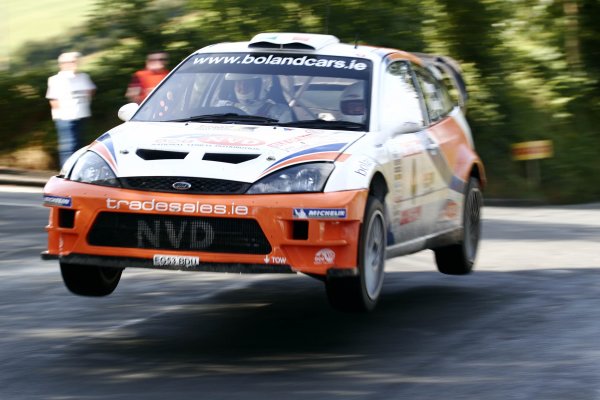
[54,119,84,167]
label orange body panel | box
[429,117,486,187]
[44,177,369,275]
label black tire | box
[326,195,386,312]
[434,177,483,275]
[60,263,122,297]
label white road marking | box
[0,201,43,208]
[0,185,43,193]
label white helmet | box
[340,81,366,123]
[225,74,270,105]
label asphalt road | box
[1,186,599,400]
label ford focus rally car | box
[42,32,485,312]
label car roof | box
[194,32,423,65]
[191,32,468,107]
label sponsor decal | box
[153,254,200,267]
[355,158,374,176]
[440,200,459,220]
[391,138,424,158]
[268,133,313,150]
[314,248,336,265]
[197,135,265,146]
[293,208,347,219]
[393,159,403,176]
[140,220,214,249]
[392,181,404,203]
[192,54,370,72]
[423,171,435,190]
[268,132,356,153]
[411,158,417,198]
[400,206,422,225]
[107,198,249,216]
[43,195,72,207]
[152,132,260,147]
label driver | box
[219,74,292,122]
[339,81,366,124]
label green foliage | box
[2,0,600,202]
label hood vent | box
[202,153,260,164]
[136,149,188,160]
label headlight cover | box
[247,163,334,194]
[68,151,120,187]
[59,147,88,177]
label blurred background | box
[1,0,599,203]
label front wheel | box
[60,263,122,296]
[434,177,483,275]
[326,195,386,312]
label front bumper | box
[43,177,368,276]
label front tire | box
[434,177,483,275]
[326,195,386,312]
[60,263,122,296]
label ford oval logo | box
[172,181,192,191]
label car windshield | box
[132,52,372,131]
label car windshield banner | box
[179,53,372,79]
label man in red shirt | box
[126,51,170,104]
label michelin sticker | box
[43,195,72,207]
[293,208,347,219]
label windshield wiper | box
[281,119,366,131]
[166,113,279,124]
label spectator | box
[126,51,170,104]
[46,52,96,167]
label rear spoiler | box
[413,53,468,112]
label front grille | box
[120,176,250,194]
[88,212,271,254]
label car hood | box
[89,122,365,182]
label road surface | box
[1,186,599,399]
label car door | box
[413,65,464,236]
[379,59,431,244]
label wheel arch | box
[367,171,391,247]
[469,160,486,189]
[368,171,388,203]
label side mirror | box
[118,103,139,122]
[379,105,424,135]
[392,122,423,135]
[379,75,425,135]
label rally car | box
[42,32,485,312]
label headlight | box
[68,151,120,187]
[247,163,334,194]
[59,147,88,177]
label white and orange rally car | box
[42,33,485,312]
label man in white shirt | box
[46,52,96,167]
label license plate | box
[153,254,200,267]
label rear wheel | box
[326,195,386,312]
[435,177,483,275]
[60,263,122,296]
